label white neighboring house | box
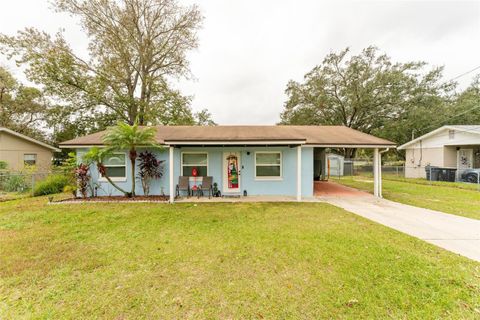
[398,125,480,181]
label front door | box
[457,149,473,170]
[223,152,241,194]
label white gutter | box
[164,140,306,145]
[307,144,396,148]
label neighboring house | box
[59,125,395,201]
[398,125,480,180]
[0,127,59,171]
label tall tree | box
[0,66,49,138]
[280,47,454,157]
[0,0,203,125]
[151,89,215,125]
[447,75,480,125]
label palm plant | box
[83,147,130,196]
[102,122,158,197]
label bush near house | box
[33,174,70,196]
[0,161,7,170]
[1,173,29,192]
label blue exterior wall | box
[78,146,314,198]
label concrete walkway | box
[320,195,480,262]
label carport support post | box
[169,146,174,203]
[373,148,382,197]
[297,145,302,201]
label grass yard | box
[335,176,480,220]
[0,191,29,202]
[0,197,479,319]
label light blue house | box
[59,125,395,201]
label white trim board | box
[307,144,395,148]
[165,140,306,145]
[398,125,480,150]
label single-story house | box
[0,127,60,171]
[59,125,395,201]
[398,125,480,181]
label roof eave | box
[306,143,396,148]
[164,140,306,145]
[0,127,60,152]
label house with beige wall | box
[398,125,480,180]
[0,127,59,172]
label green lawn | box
[0,197,479,319]
[335,176,480,220]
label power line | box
[447,65,480,82]
[410,65,480,135]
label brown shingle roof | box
[59,125,395,147]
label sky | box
[1,0,479,125]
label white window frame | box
[99,152,127,182]
[255,151,282,180]
[181,152,208,181]
[24,153,37,166]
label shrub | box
[60,152,77,184]
[74,163,91,198]
[3,174,28,192]
[0,161,7,170]
[33,175,70,196]
[137,151,164,196]
[63,185,78,197]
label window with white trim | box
[181,153,208,176]
[24,154,37,166]
[103,153,126,179]
[255,152,282,178]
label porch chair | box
[198,176,213,199]
[176,176,190,198]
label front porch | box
[167,144,309,203]
[174,195,305,203]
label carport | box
[310,145,394,198]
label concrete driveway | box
[317,184,480,262]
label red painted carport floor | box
[314,180,370,197]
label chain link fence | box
[0,171,61,200]
[329,159,405,178]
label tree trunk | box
[344,148,357,159]
[98,162,131,197]
[104,175,130,197]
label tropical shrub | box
[60,152,77,184]
[33,175,70,196]
[137,151,164,196]
[102,122,158,197]
[0,161,7,170]
[74,163,91,198]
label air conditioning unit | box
[460,169,480,184]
